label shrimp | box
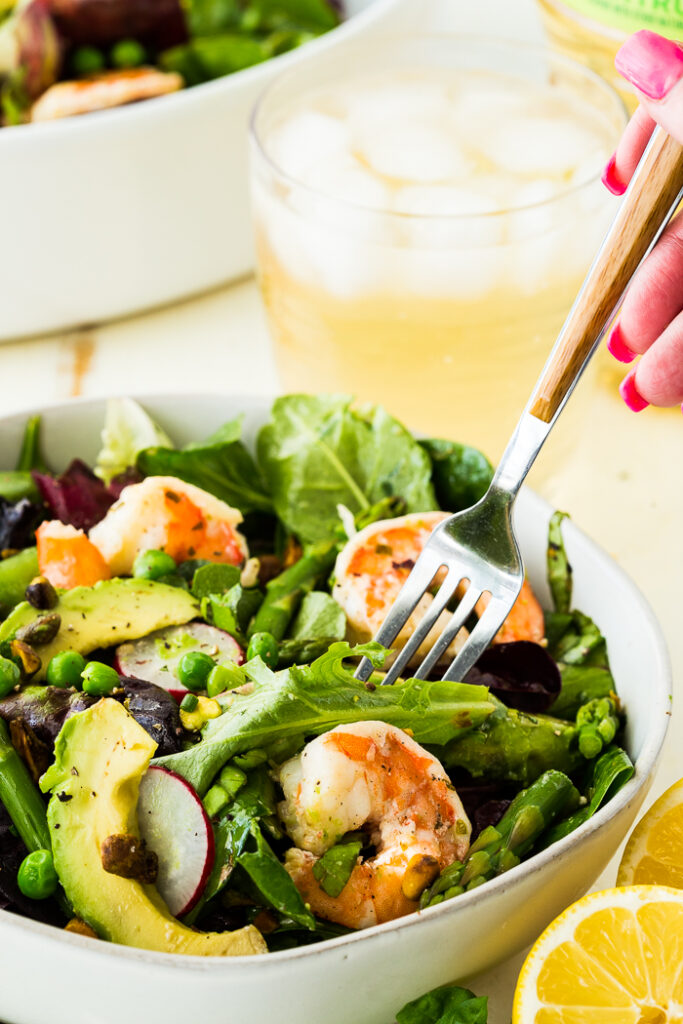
[36,520,110,590]
[30,68,182,122]
[89,476,248,577]
[333,512,544,667]
[278,721,470,929]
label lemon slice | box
[512,886,683,1023]
[618,780,683,889]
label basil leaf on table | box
[396,983,488,1024]
[137,415,272,515]
[257,395,436,544]
[420,439,493,513]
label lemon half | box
[618,780,683,889]
[512,885,683,1023]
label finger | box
[615,31,683,146]
[608,210,683,361]
[602,105,655,195]
[630,309,683,407]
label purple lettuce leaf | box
[32,459,115,531]
[465,640,561,714]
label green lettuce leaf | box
[153,641,496,794]
[95,398,173,484]
[137,415,272,515]
[288,591,345,641]
[396,984,488,1024]
[256,395,436,544]
[547,510,572,614]
[15,415,48,473]
[238,822,315,930]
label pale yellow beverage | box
[251,39,626,464]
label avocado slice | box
[41,699,266,956]
[0,578,200,680]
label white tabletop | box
[0,1,681,1021]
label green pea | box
[247,631,279,669]
[0,656,20,698]
[177,651,214,692]
[71,45,105,75]
[46,650,86,689]
[110,39,147,69]
[180,693,198,712]
[132,549,177,581]
[17,849,58,900]
[81,661,120,697]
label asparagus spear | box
[421,770,578,907]
[441,694,622,785]
[0,717,50,852]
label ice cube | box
[507,179,563,242]
[296,154,391,210]
[394,185,505,248]
[267,110,350,179]
[476,116,607,178]
[344,77,454,130]
[354,120,471,183]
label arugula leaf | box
[547,511,572,614]
[153,642,496,794]
[420,439,493,513]
[257,395,436,544]
[288,591,345,641]
[312,839,362,897]
[396,984,488,1024]
[137,416,272,515]
[191,563,241,600]
[238,822,315,929]
[539,746,634,847]
[95,398,172,484]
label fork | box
[356,127,683,687]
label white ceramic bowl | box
[0,0,413,342]
[0,394,672,1024]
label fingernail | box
[607,323,636,362]
[601,154,626,195]
[619,369,649,412]
[615,30,683,100]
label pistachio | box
[401,853,440,902]
[16,613,61,646]
[101,834,158,884]
[25,576,58,610]
[9,639,41,679]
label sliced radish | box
[137,765,215,918]
[115,622,243,699]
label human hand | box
[601,30,683,412]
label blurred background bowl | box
[0,0,413,343]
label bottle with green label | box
[537,0,683,110]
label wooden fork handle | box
[529,129,683,423]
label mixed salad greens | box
[0,0,341,126]
[0,395,633,954]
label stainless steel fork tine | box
[354,548,446,683]
[442,597,512,682]
[381,568,462,687]
[412,581,481,681]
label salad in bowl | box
[0,392,645,971]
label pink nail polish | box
[615,30,683,100]
[601,154,626,195]
[606,323,636,362]
[619,370,649,412]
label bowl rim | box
[0,0,400,148]
[0,391,672,970]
